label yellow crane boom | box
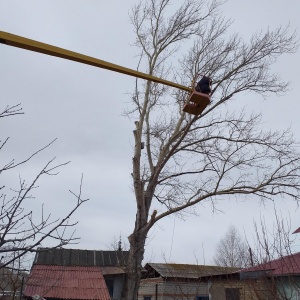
[0,31,191,93]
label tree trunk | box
[125,220,148,300]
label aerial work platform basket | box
[183,90,210,115]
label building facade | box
[23,248,129,300]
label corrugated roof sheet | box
[144,263,239,279]
[34,248,129,267]
[23,265,110,300]
[241,252,300,276]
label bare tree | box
[124,0,300,299]
[107,235,129,251]
[213,225,249,268]
[0,104,89,269]
[0,254,29,300]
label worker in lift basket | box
[195,75,212,95]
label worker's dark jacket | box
[196,76,211,95]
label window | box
[225,288,240,300]
[196,296,209,300]
[144,296,152,300]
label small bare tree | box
[107,235,129,251]
[123,0,300,298]
[0,254,29,300]
[0,104,88,269]
[213,225,249,268]
[239,214,300,300]
[251,214,295,265]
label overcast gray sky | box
[1,0,300,265]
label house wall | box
[275,276,300,300]
[113,274,125,300]
[138,277,208,300]
[104,274,125,300]
[139,265,300,300]
[0,291,21,300]
[210,278,276,300]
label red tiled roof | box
[242,252,300,276]
[23,265,110,300]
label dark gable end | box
[34,248,129,267]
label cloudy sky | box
[1,0,300,265]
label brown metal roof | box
[144,263,239,279]
[23,265,110,300]
[99,267,125,275]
